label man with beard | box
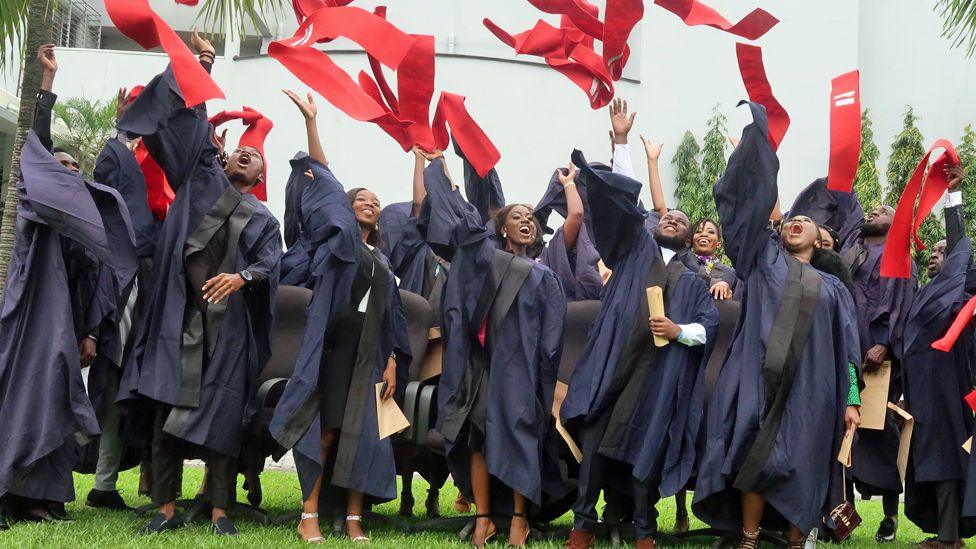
[901,165,975,549]
[115,32,282,536]
[791,180,916,542]
[562,143,717,547]
[692,102,861,549]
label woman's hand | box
[382,357,397,401]
[710,281,733,301]
[557,163,577,187]
[844,405,861,435]
[640,134,663,163]
[284,89,317,122]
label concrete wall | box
[4,0,976,225]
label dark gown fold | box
[116,65,282,458]
[270,155,412,504]
[0,131,137,502]
[902,204,976,536]
[379,201,446,301]
[692,102,859,534]
[416,159,566,507]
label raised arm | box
[284,90,326,166]
[945,164,966,254]
[713,102,780,279]
[411,146,431,218]
[640,134,668,216]
[33,44,58,152]
[416,158,489,262]
[609,98,637,179]
[558,163,584,250]
[452,139,504,225]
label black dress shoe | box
[19,510,71,523]
[0,513,9,530]
[876,516,898,543]
[46,502,72,521]
[137,512,184,535]
[210,516,238,536]
[425,489,441,518]
[86,489,133,512]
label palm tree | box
[52,96,119,177]
[0,0,286,295]
[935,0,976,57]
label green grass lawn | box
[0,467,970,547]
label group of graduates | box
[0,32,975,549]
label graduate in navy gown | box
[692,102,862,548]
[269,91,412,544]
[791,177,916,541]
[0,113,137,528]
[416,152,565,548]
[901,164,976,548]
[115,33,282,537]
[561,142,717,549]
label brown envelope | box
[887,402,914,485]
[837,427,855,466]
[375,382,410,439]
[419,327,443,381]
[859,361,891,430]
[551,381,582,463]
[646,286,668,348]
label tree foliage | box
[672,130,704,221]
[884,107,926,206]
[699,105,728,218]
[853,109,883,211]
[935,0,976,58]
[958,123,976,241]
[51,96,118,177]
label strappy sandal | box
[508,512,531,547]
[738,528,760,549]
[298,512,324,544]
[788,540,806,549]
[346,515,370,543]
[472,513,497,548]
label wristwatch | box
[239,270,254,284]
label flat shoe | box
[210,516,238,536]
[137,512,184,535]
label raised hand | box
[557,162,577,187]
[283,89,317,121]
[116,87,129,121]
[38,44,57,91]
[609,97,636,144]
[191,28,216,57]
[946,164,966,192]
[640,134,663,163]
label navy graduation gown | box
[692,103,859,534]
[93,136,160,259]
[270,155,412,503]
[559,151,717,495]
[417,159,566,506]
[535,169,603,301]
[0,132,137,501]
[116,66,282,458]
[902,204,976,536]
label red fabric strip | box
[292,0,355,23]
[966,389,976,412]
[932,295,976,352]
[880,139,959,279]
[736,43,789,151]
[133,140,174,221]
[432,92,501,178]
[653,0,779,40]
[603,0,643,80]
[527,0,605,39]
[104,0,223,108]
[209,108,274,200]
[827,70,861,192]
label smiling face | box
[653,210,692,250]
[692,220,721,256]
[928,239,948,277]
[351,189,381,229]
[501,204,538,248]
[224,146,265,187]
[818,227,836,250]
[781,215,822,254]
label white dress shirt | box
[612,142,636,178]
[659,247,707,347]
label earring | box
[502,232,508,238]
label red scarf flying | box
[736,43,789,151]
[653,0,778,40]
[209,107,275,201]
[827,70,861,192]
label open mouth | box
[697,237,711,246]
[789,223,803,236]
[361,207,375,217]
[237,153,252,167]
[518,225,532,237]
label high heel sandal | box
[788,541,806,549]
[738,528,760,549]
[472,513,497,548]
[508,512,531,547]
[346,515,370,543]
[298,512,324,544]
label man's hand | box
[283,89,317,121]
[609,98,636,145]
[710,281,733,301]
[862,344,888,373]
[845,405,861,434]
[640,134,663,163]
[190,28,216,57]
[382,357,397,401]
[202,273,246,304]
[649,316,681,340]
[419,148,444,162]
[211,127,228,166]
[557,163,577,187]
[79,337,97,368]
[38,44,57,91]
[116,87,130,121]
[947,164,966,192]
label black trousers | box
[571,410,659,539]
[151,404,236,509]
[934,481,961,542]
